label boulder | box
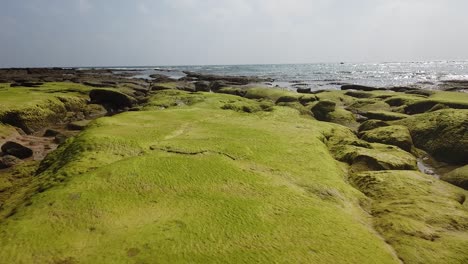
[276,95,299,104]
[149,74,173,83]
[1,141,33,159]
[89,89,137,110]
[0,155,22,169]
[441,165,468,190]
[345,91,374,98]
[311,100,336,121]
[395,109,468,164]
[360,125,414,152]
[209,81,227,92]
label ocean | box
[105,61,468,91]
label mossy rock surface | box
[351,170,468,264]
[0,90,405,264]
[395,109,468,164]
[361,110,409,121]
[358,119,389,133]
[442,165,468,190]
[360,125,413,152]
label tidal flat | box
[0,68,467,263]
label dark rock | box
[183,71,270,85]
[296,88,311,94]
[194,81,211,92]
[298,95,318,105]
[360,111,409,121]
[209,81,227,92]
[345,91,373,98]
[89,89,137,110]
[1,141,33,159]
[10,81,43,88]
[311,100,336,121]
[389,87,419,93]
[43,129,61,137]
[149,74,173,83]
[341,84,386,92]
[404,90,434,97]
[176,83,196,92]
[441,165,468,190]
[54,134,68,144]
[83,82,116,88]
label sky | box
[1,0,468,67]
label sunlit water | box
[102,61,468,91]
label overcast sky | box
[1,0,467,67]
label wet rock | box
[183,71,270,85]
[311,100,336,121]
[0,155,22,169]
[360,125,414,152]
[298,95,318,105]
[1,141,33,159]
[176,82,196,92]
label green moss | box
[363,110,409,121]
[394,109,468,164]
[0,91,402,264]
[442,165,468,190]
[351,170,468,264]
[360,125,413,152]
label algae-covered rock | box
[360,125,413,152]
[351,170,468,264]
[311,100,336,121]
[442,165,468,190]
[361,110,409,121]
[67,120,91,131]
[358,120,389,133]
[395,109,468,164]
[89,89,137,110]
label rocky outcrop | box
[341,84,386,91]
[360,125,414,152]
[395,109,468,164]
[311,100,336,121]
[0,155,22,169]
[183,71,272,85]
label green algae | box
[360,125,413,152]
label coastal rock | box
[360,110,409,121]
[360,125,414,152]
[209,81,227,92]
[311,100,336,121]
[358,120,389,133]
[296,88,311,94]
[341,84,386,92]
[183,71,270,85]
[0,155,22,169]
[345,91,374,98]
[275,95,299,104]
[441,165,468,190]
[194,81,211,92]
[395,109,468,164]
[89,89,137,110]
[1,141,33,159]
[149,74,173,83]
